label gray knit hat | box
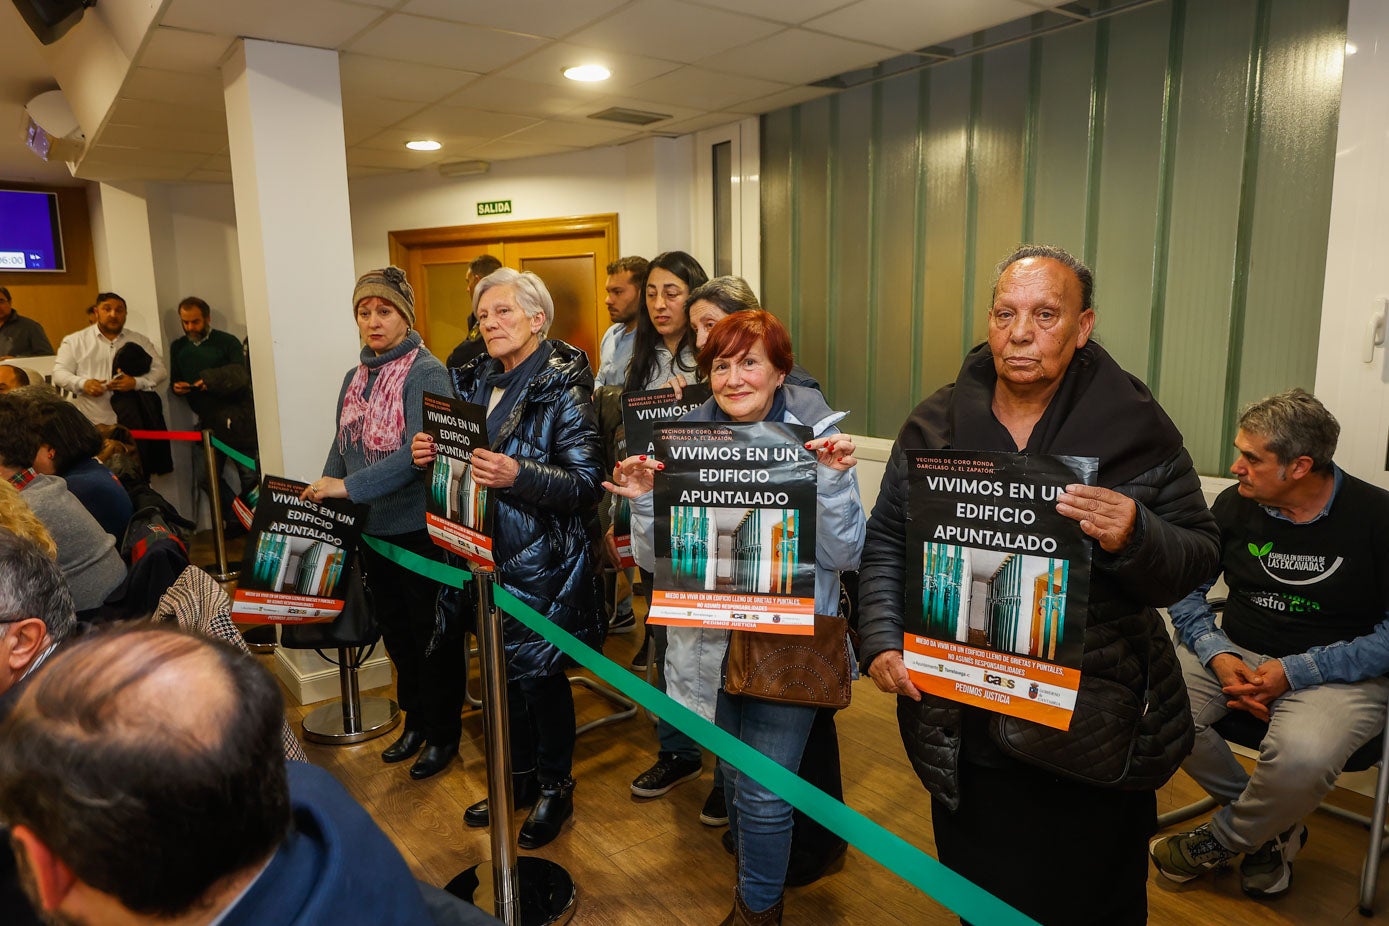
[353,266,415,327]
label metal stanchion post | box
[302,645,401,745]
[201,430,238,582]
[448,567,576,926]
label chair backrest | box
[153,565,308,762]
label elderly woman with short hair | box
[412,268,605,850]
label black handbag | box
[278,555,380,652]
[988,626,1186,791]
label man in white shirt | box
[594,256,648,388]
[51,292,166,426]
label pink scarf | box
[337,344,419,463]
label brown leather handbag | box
[722,614,853,709]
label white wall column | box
[1315,0,1389,489]
[223,39,389,704]
[86,180,161,341]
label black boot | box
[517,777,574,849]
[464,771,539,828]
[381,728,426,764]
[409,740,459,780]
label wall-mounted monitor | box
[0,189,66,272]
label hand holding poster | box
[422,391,494,566]
[617,384,712,569]
[232,476,368,623]
[648,420,817,634]
[904,450,1098,730]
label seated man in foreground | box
[1151,388,1389,898]
[0,623,498,925]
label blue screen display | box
[0,190,65,272]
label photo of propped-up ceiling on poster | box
[231,476,368,624]
[648,420,817,634]
[422,392,494,567]
[905,450,1097,730]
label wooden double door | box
[388,214,620,369]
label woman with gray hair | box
[412,267,605,850]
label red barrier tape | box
[128,430,204,441]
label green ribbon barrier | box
[208,434,259,473]
[364,538,1038,926]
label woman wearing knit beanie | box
[304,266,468,780]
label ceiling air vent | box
[587,107,671,126]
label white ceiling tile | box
[626,66,787,111]
[339,53,479,103]
[398,0,627,39]
[348,164,398,178]
[463,139,582,161]
[348,14,545,71]
[803,0,1041,52]
[354,127,494,152]
[394,106,542,140]
[139,28,236,73]
[682,0,856,25]
[106,98,227,133]
[83,145,211,169]
[99,124,227,155]
[442,75,595,119]
[199,153,233,171]
[493,42,681,92]
[648,111,747,135]
[499,118,639,147]
[161,0,386,49]
[347,146,447,169]
[342,94,429,144]
[565,0,785,65]
[121,67,224,108]
[725,84,837,114]
[696,28,898,84]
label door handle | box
[1365,297,1387,364]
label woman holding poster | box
[305,267,466,781]
[608,311,864,926]
[412,268,604,851]
[857,246,1219,926]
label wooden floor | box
[202,537,1389,924]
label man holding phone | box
[52,292,166,425]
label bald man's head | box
[0,624,289,917]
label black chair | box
[1160,600,1389,915]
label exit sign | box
[477,199,512,216]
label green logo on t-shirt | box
[1247,541,1273,558]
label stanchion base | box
[302,696,400,745]
[204,560,241,583]
[445,858,576,926]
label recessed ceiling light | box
[405,139,442,151]
[563,64,611,82]
[1345,42,1358,55]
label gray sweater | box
[23,474,127,611]
[322,332,451,536]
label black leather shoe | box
[518,778,574,849]
[381,729,426,764]
[464,772,539,827]
[409,742,458,780]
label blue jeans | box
[715,689,816,912]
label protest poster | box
[621,383,713,457]
[422,391,494,566]
[904,450,1098,731]
[231,475,368,623]
[648,420,817,634]
[616,384,711,569]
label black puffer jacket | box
[857,343,1219,811]
[437,340,606,678]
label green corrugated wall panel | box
[968,44,1029,348]
[1092,2,1172,378]
[830,87,872,418]
[920,60,971,396]
[1235,0,1345,413]
[795,99,833,388]
[1030,23,1096,256]
[760,107,794,334]
[1156,0,1258,473]
[758,0,1344,474]
[871,75,923,437]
